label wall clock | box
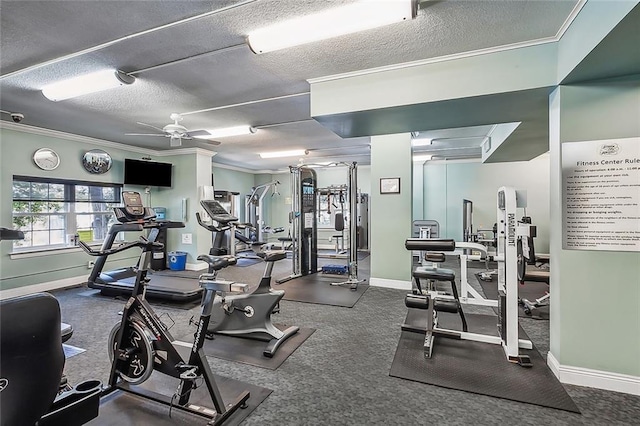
[82,149,112,174]
[33,148,60,171]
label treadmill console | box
[114,191,156,223]
[200,200,238,224]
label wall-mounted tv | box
[124,159,172,188]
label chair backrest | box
[334,213,345,232]
[0,293,65,426]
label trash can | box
[168,251,187,271]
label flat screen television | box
[124,159,172,188]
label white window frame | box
[11,176,122,252]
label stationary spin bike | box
[79,234,250,425]
[196,198,300,358]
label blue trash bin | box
[168,251,187,271]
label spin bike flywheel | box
[108,319,155,385]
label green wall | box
[0,128,141,289]
[419,156,551,252]
[370,134,413,284]
[0,127,212,290]
[549,76,640,376]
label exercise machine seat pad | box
[256,251,287,263]
[61,322,74,343]
[197,254,237,271]
[405,238,456,252]
[0,293,65,426]
[424,252,445,263]
[413,267,456,282]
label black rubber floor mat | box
[193,325,315,370]
[390,309,579,413]
[477,274,549,319]
[79,289,201,311]
[276,273,368,307]
[91,373,271,426]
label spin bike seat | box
[197,254,237,271]
[256,251,287,263]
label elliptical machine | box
[196,199,300,358]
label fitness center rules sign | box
[562,137,640,252]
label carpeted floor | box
[52,255,640,425]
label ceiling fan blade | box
[136,121,166,133]
[187,129,211,138]
[203,140,221,146]
[125,133,167,137]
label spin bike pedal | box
[516,355,533,368]
[176,363,199,380]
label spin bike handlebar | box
[78,237,164,257]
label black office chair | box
[0,293,100,426]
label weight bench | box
[402,239,468,358]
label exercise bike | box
[79,235,250,425]
[198,250,299,358]
[196,198,300,358]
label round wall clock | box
[82,149,112,174]
[33,148,60,170]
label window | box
[12,176,122,251]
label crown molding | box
[308,0,586,85]
[156,147,217,158]
[212,161,262,174]
[0,121,217,158]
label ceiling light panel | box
[41,70,135,101]
[259,149,306,159]
[247,0,416,54]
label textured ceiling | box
[0,0,580,171]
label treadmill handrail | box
[79,237,163,257]
[196,212,232,232]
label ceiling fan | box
[126,113,219,147]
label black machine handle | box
[196,212,231,232]
[404,238,456,252]
[0,227,25,241]
[78,237,163,257]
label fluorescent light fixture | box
[247,0,417,54]
[412,154,433,162]
[193,125,257,139]
[259,149,307,159]
[42,70,135,101]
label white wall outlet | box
[181,233,193,244]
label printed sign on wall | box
[562,137,640,252]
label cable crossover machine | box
[277,162,365,290]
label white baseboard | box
[186,262,208,271]
[547,352,640,395]
[0,275,88,300]
[369,277,411,290]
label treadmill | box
[86,191,203,302]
